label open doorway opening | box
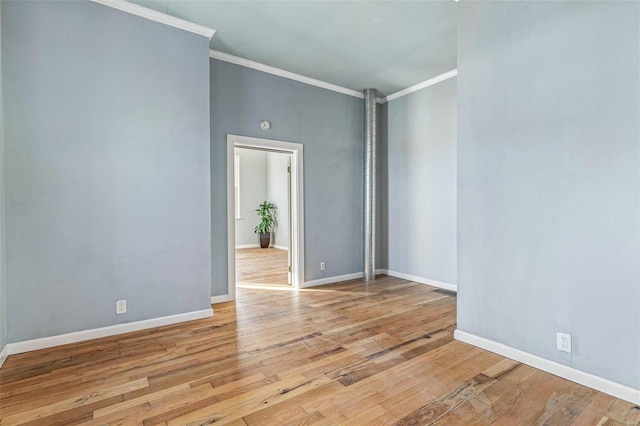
[226,135,304,300]
[234,147,291,286]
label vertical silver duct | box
[363,88,377,282]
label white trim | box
[227,135,305,300]
[302,270,411,289]
[209,51,456,104]
[4,309,213,357]
[0,346,8,369]
[235,244,260,249]
[234,154,241,219]
[381,69,458,103]
[90,0,216,39]
[211,50,367,100]
[210,294,233,304]
[303,272,363,288]
[379,269,457,293]
[234,244,287,250]
[454,330,640,406]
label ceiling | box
[131,1,458,96]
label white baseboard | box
[454,329,640,406]
[303,272,363,288]
[378,269,457,293]
[236,244,288,251]
[3,308,213,358]
[211,294,234,304]
[301,270,406,289]
[0,345,8,368]
[235,244,259,249]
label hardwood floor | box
[1,276,638,425]
[236,248,289,286]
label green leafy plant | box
[254,201,277,234]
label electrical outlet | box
[116,299,127,315]
[557,332,571,353]
[320,262,326,271]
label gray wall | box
[386,78,457,285]
[457,1,640,389]
[234,148,268,246]
[211,59,363,295]
[267,152,290,249]
[0,3,5,352]
[3,1,212,342]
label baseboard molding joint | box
[454,329,640,405]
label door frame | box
[226,134,305,299]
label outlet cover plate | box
[116,299,127,315]
[557,332,571,353]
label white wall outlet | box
[320,262,326,271]
[116,299,127,315]
[557,332,571,353]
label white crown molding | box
[378,269,457,293]
[381,69,458,103]
[454,330,640,406]
[3,308,213,358]
[210,50,366,100]
[90,0,216,39]
[209,49,454,104]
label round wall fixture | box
[260,120,271,130]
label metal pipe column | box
[363,88,377,282]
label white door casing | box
[225,135,305,300]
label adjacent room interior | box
[0,0,638,424]
[234,146,292,288]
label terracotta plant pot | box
[259,232,270,248]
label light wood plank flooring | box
[1,276,638,425]
[236,247,289,286]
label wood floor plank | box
[236,248,289,286]
[241,381,344,426]
[570,393,617,425]
[0,253,635,426]
[2,378,148,424]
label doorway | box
[234,147,291,286]
[226,135,305,300]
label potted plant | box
[255,201,277,248]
